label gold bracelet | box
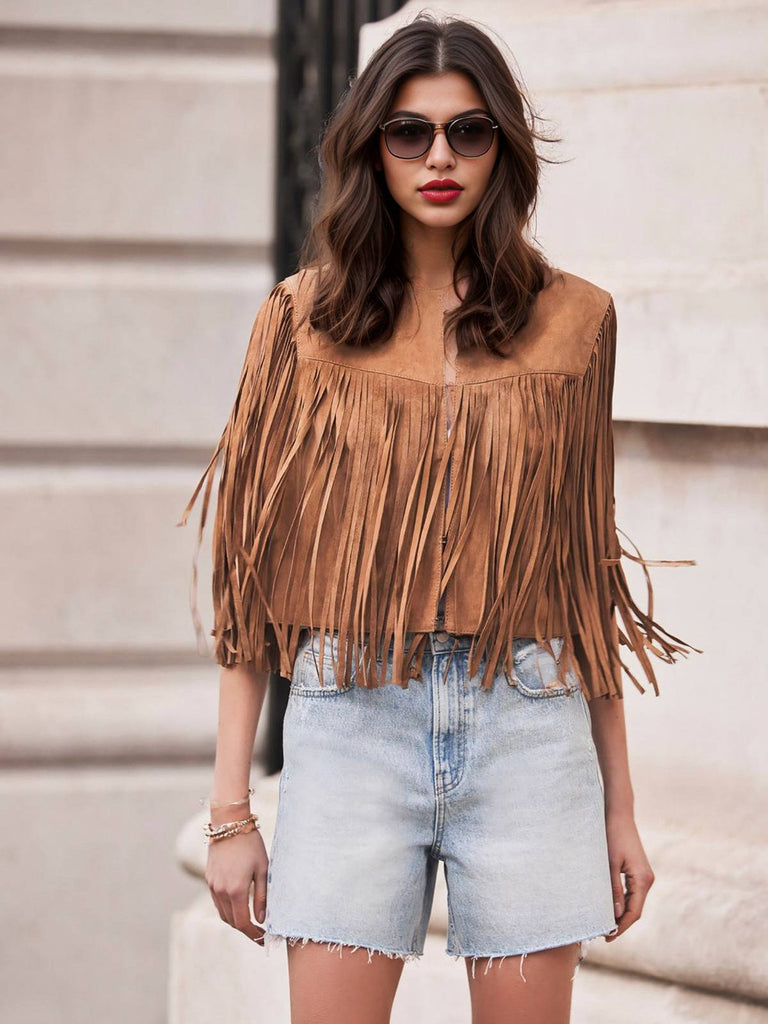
[199,786,255,810]
[206,821,260,844]
[203,812,260,843]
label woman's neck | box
[400,217,464,290]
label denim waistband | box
[305,627,477,656]
[426,630,476,654]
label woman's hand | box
[605,810,655,941]
[205,824,269,945]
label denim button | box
[436,630,450,641]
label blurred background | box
[0,1,765,1022]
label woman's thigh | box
[286,939,406,1024]
[464,941,581,1024]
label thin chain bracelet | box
[203,813,260,843]
[199,787,256,810]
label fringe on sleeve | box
[175,280,298,674]
[564,296,702,700]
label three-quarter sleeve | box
[568,295,700,700]
[176,279,297,671]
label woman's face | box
[377,72,499,234]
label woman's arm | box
[209,663,269,824]
[206,663,272,946]
[587,696,655,941]
[587,696,633,817]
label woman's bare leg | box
[286,939,407,1024]
[465,940,581,1024]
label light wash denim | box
[264,627,619,976]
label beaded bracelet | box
[203,813,260,844]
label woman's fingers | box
[606,862,655,941]
[207,877,265,944]
[230,884,266,943]
[209,887,229,926]
[252,869,268,927]
[610,863,625,923]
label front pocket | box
[290,630,357,696]
[511,637,581,698]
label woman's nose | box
[425,127,455,166]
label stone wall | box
[0,4,280,1022]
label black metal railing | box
[274,0,408,281]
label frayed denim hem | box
[263,928,422,964]
[446,921,620,981]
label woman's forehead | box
[388,72,487,117]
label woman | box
[178,13,699,1024]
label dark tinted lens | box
[447,117,494,156]
[386,119,432,157]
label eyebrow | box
[386,107,491,120]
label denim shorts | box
[263,628,619,974]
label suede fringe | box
[177,283,701,700]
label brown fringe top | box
[176,265,701,701]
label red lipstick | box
[418,178,463,204]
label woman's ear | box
[374,159,382,172]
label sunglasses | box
[379,114,499,160]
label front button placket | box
[419,279,461,634]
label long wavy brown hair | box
[297,11,565,356]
